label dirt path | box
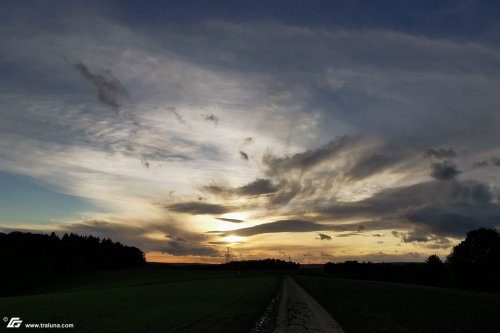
[273,276,345,333]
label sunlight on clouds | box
[143,232,168,241]
[2,2,500,264]
[223,235,245,243]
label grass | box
[0,268,280,332]
[295,275,500,333]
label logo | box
[6,317,22,328]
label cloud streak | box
[167,202,234,215]
[262,136,355,175]
[317,233,332,241]
[71,61,129,113]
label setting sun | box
[223,235,245,244]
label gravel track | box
[273,276,345,333]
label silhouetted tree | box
[0,231,145,296]
[423,254,447,286]
[447,228,500,291]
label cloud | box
[239,151,249,160]
[319,180,499,239]
[473,160,489,169]
[217,219,330,237]
[262,135,354,175]
[269,180,302,206]
[202,113,219,125]
[70,61,129,113]
[390,229,452,248]
[491,157,500,166]
[172,109,186,125]
[159,241,220,257]
[167,202,233,215]
[216,217,245,223]
[317,233,332,240]
[237,178,277,196]
[164,233,185,242]
[4,3,500,263]
[244,137,254,144]
[204,178,277,197]
[430,160,461,180]
[335,232,366,237]
[425,148,457,159]
[344,150,407,181]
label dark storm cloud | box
[262,135,354,175]
[317,233,332,241]
[400,229,431,243]
[216,217,245,223]
[239,151,249,160]
[390,228,452,248]
[404,206,499,238]
[321,180,493,219]
[202,113,219,125]
[319,180,500,239]
[430,160,461,180]
[71,61,129,113]
[167,202,232,215]
[425,148,457,159]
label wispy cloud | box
[317,233,332,241]
[167,202,234,215]
[70,61,130,113]
[425,148,457,159]
[216,217,245,223]
[202,113,219,125]
[171,108,187,125]
[239,151,249,160]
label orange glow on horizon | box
[145,251,222,264]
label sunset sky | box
[2,0,500,263]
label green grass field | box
[295,275,500,333]
[0,268,280,332]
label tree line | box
[324,228,500,292]
[222,258,299,271]
[0,231,145,296]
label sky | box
[1,0,500,263]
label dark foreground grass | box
[295,275,500,333]
[0,269,280,332]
